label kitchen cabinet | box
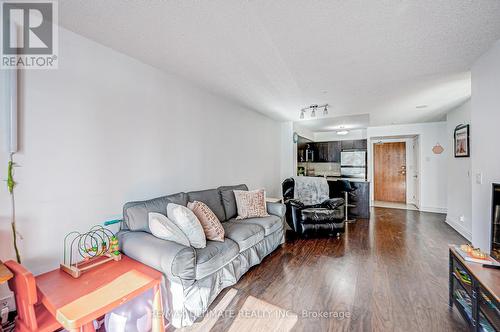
[298,139,366,162]
[341,139,367,151]
[328,179,370,219]
[341,140,354,150]
[354,139,367,150]
[310,142,341,162]
[316,142,329,162]
[329,141,341,162]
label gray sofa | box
[117,184,285,328]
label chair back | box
[4,260,39,331]
[282,178,295,200]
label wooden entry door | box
[374,142,406,203]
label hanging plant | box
[7,153,21,263]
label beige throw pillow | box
[188,201,225,242]
[234,189,270,220]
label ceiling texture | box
[59,0,500,127]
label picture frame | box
[454,124,470,158]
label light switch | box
[476,172,483,184]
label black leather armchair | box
[282,178,346,237]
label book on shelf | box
[454,246,500,266]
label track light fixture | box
[299,103,329,119]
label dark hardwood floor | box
[185,207,469,331]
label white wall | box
[280,121,295,181]
[445,100,472,240]
[471,40,500,251]
[313,129,367,142]
[0,27,282,275]
[293,123,314,141]
[367,122,448,213]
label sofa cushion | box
[123,192,188,232]
[300,208,343,223]
[229,215,282,236]
[188,189,226,222]
[194,238,239,280]
[222,222,265,252]
[218,184,248,220]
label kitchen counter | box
[297,175,369,183]
[324,176,369,183]
[328,179,371,219]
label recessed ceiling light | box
[337,130,349,136]
[416,105,428,109]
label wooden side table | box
[0,261,14,332]
[35,255,165,332]
[0,261,14,284]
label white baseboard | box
[420,206,448,214]
[445,217,472,241]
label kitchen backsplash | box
[297,162,341,176]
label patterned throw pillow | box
[167,203,206,248]
[234,189,270,220]
[188,201,225,242]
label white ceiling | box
[58,1,500,126]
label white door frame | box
[369,135,421,209]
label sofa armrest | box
[267,202,286,217]
[118,231,196,281]
[322,198,345,210]
[284,198,305,209]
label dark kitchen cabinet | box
[316,142,329,162]
[354,139,367,150]
[329,141,341,162]
[298,139,365,162]
[341,140,354,150]
[341,139,367,151]
[313,142,341,162]
[329,180,370,219]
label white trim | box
[445,217,472,241]
[419,206,448,214]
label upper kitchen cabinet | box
[341,139,367,151]
[341,140,354,150]
[312,141,341,162]
[354,139,367,150]
[329,141,341,162]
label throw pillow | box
[148,212,190,247]
[234,189,270,220]
[188,201,225,242]
[167,203,206,248]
